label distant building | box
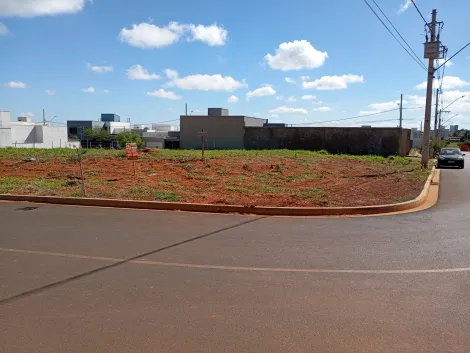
[180,108,266,149]
[450,125,459,135]
[101,113,120,122]
[0,111,78,148]
[410,128,423,149]
[133,124,180,149]
[67,113,130,141]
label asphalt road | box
[1,155,469,353]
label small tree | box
[84,128,111,141]
[116,131,144,149]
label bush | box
[116,131,144,149]
[84,128,111,142]
[430,139,447,157]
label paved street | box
[1,155,469,353]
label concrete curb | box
[0,169,437,216]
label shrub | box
[84,128,111,142]
[116,131,144,149]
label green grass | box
[0,147,123,161]
[258,185,282,194]
[126,185,156,199]
[294,187,328,202]
[0,148,419,167]
[155,191,179,201]
[86,169,101,176]
[0,176,24,193]
[226,186,250,193]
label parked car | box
[437,148,465,169]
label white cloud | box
[406,95,426,106]
[285,77,296,84]
[436,58,452,67]
[165,69,246,91]
[397,0,412,14]
[103,89,110,94]
[302,74,364,90]
[270,114,279,118]
[370,100,405,110]
[146,88,181,100]
[269,106,308,114]
[276,95,284,101]
[228,95,238,103]
[87,63,113,74]
[119,22,184,49]
[20,112,34,117]
[0,0,88,17]
[4,81,26,88]
[440,90,470,115]
[312,106,332,112]
[264,40,328,71]
[0,22,10,35]
[415,76,470,90]
[313,100,324,105]
[127,64,160,80]
[301,95,317,100]
[359,99,413,116]
[286,96,297,102]
[246,84,276,100]
[165,69,179,80]
[188,24,227,46]
[82,87,95,93]
[119,22,227,49]
[45,89,55,96]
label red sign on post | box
[126,143,139,177]
[126,143,139,160]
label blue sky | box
[1,0,469,129]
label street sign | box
[197,131,208,136]
[126,143,138,160]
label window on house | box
[69,127,78,135]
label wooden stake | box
[77,148,86,196]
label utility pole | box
[421,9,437,168]
[43,109,46,126]
[433,88,439,139]
[399,94,403,129]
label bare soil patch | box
[0,149,430,207]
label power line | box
[410,0,428,26]
[371,0,425,69]
[363,0,427,71]
[435,41,470,72]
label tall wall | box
[244,127,411,156]
[180,116,246,149]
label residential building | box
[133,124,179,149]
[0,111,78,148]
[180,108,266,149]
[66,113,130,145]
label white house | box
[0,111,79,148]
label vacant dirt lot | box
[0,149,430,207]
